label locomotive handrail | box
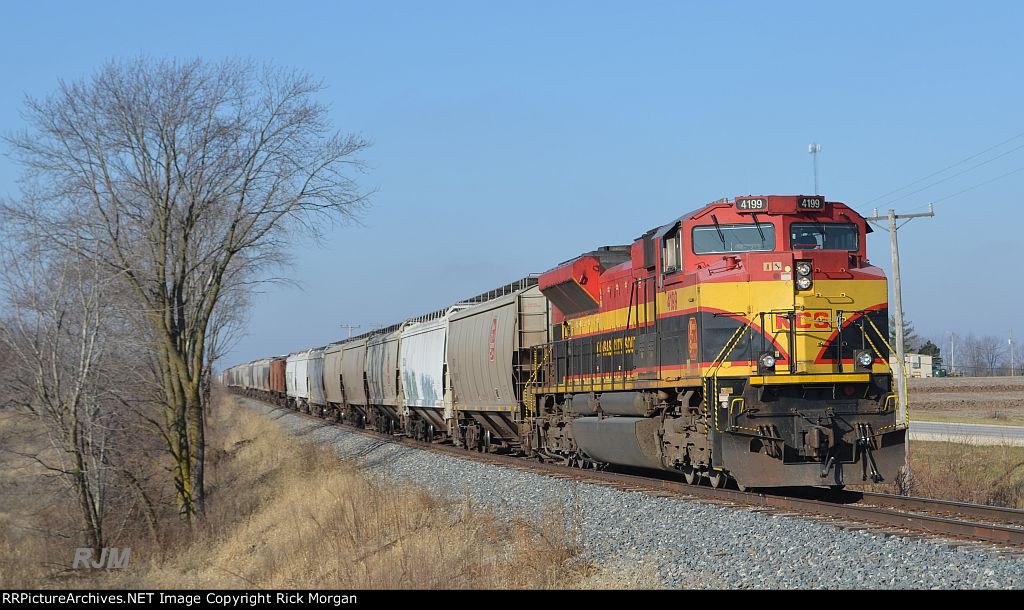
[522,345,550,420]
[860,314,911,429]
[703,319,752,435]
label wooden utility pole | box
[949,331,956,375]
[867,204,935,484]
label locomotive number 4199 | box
[736,198,767,210]
[797,196,824,209]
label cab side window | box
[662,233,681,273]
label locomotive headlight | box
[854,349,874,370]
[795,276,813,290]
[796,261,812,277]
[758,352,777,374]
[760,353,776,368]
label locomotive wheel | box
[708,470,727,489]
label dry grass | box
[908,376,1024,426]
[0,394,594,589]
[0,408,80,588]
[858,441,1024,509]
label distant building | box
[889,352,933,378]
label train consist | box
[225,195,907,489]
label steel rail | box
[237,392,1024,549]
[828,489,1024,527]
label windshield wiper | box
[711,214,726,247]
[751,213,765,242]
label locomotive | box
[225,194,907,489]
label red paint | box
[775,310,831,331]
[489,317,497,362]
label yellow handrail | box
[862,315,910,428]
[523,346,550,419]
[703,321,750,436]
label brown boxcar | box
[269,356,287,400]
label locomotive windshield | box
[692,224,775,254]
[790,223,859,251]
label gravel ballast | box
[241,398,1024,589]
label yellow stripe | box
[749,373,870,385]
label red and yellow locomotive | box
[529,195,906,489]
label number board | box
[797,196,825,210]
[736,197,767,211]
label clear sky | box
[1,1,1021,364]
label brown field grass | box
[908,376,1024,426]
[857,441,1024,509]
[0,394,594,589]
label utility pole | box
[809,143,822,194]
[339,324,361,339]
[948,331,955,376]
[1011,329,1016,376]
[867,204,935,486]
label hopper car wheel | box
[682,466,698,485]
[708,470,727,489]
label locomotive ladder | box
[702,316,753,437]
[522,346,550,420]
[516,294,550,420]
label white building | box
[889,352,934,378]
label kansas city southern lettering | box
[595,335,636,356]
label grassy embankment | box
[857,441,1024,509]
[0,394,593,589]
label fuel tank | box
[572,416,664,470]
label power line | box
[858,139,1024,211]
[856,130,1024,210]
[904,164,1024,212]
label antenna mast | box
[808,142,822,194]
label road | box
[909,420,1024,446]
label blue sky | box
[1,1,1021,364]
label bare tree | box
[3,57,370,520]
[962,334,1006,375]
[974,335,1005,372]
[0,240,120,552]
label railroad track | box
[241,393,1024,551]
